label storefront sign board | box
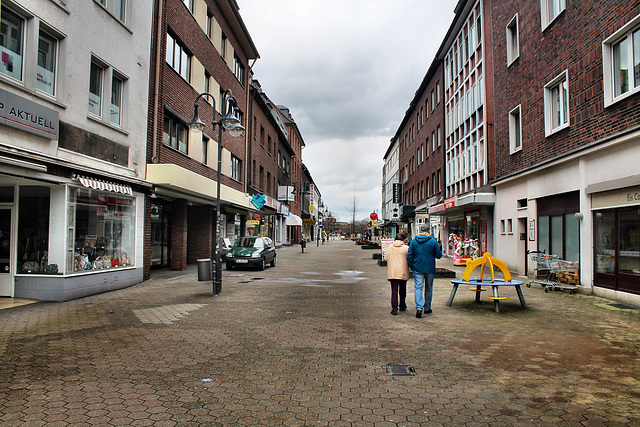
[0,88,59,139]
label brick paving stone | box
[1,242,639,425]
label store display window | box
[68,187,135,272]
[17,186,50,274]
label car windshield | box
[234,237,264,248]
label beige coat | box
[384,240,410,280]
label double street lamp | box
[188,89,244,295]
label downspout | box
[151,0,163,164]
[244,59,258,192]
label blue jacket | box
[407,234,443,274]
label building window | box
[182,0,193,13]
[221,33,227,60]
[206,9,213,39]
[110,74,123,126]
[603,17,640,107]
[17,186,50,274]
[88,62,104,116]
[163,112,188,154]
[166,32,191,82]
[0,6,24,81]
[506,14,519,65]
[541,0,565,30]
[544,70,569,136]
[436,81,441,104]
[202,135,209,164]
[233,54,244,84]
[114,0,126,22]
[509,105,522,153]
[231,155,241,181]
[37,29,58,96]
[95,0,127,23]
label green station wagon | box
[225,236,276,270]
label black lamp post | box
[188,89,244,295]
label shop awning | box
[77,175,133,195]
[285,214,303,226]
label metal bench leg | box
[474,284,482,303]
[492,286,500,313]
[446,283,459,307]
[515,285,527,308]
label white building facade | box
[0,0,153,300]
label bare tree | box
[349,190,358,236]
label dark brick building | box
[145,0,259,277]
[392,59,446,242]
[490,0,640,304]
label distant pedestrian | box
[407,225,443,318]
[384,233,410,315]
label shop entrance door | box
[0,208,13,296]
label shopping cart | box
[526,250,579,294]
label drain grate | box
[609,303,637,310]
[386,365,415,376]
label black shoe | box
[416,310,422,318]
[399,305,407,312]
[391,309,398,315]
[424,309,432,314]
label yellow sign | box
[309,206,314,212]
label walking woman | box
[384,233,410,315]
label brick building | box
[145,0,259,277]
[392,59,446,243]
[490,0,640,305]
[247,79,294,246]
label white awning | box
[285,214,303,226]
[77,175,133,196]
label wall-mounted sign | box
[528,219,536,241]
[392,183,402,203]
[0,88,59,139]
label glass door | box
[0,208,13,296]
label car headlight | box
[226,253,234,258]
[251,252,261,258]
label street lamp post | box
[188,89,244,295]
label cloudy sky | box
[238,0,458,222]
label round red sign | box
[370,212,378,221]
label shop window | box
[538,213,579,262]
[595,210,615,274]
[619,207,640,275]
[69,187,135,272]
[17,186,50,274]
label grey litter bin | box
[197,259,212,281]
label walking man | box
[407,225,443,318]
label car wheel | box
[270,256,276,267]
[226,263,233,270]
[258,258,265,271]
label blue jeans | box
[414,272,435,311]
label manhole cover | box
[386,365,415,376]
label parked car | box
[225,236,276,270]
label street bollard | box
[301,239,306,253]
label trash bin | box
[197,259,212,281]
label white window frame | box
[37,27,59,97]
[506,14,519,66]
[544,70,570,136]
[231,155,241,181]
[94,0,128,24]
[110,73,124,126]
[509,105,522,154]
[602,15,640,107]
[540,0,565,31]
[166,32,191,82]
[89,55,128,130]
[182,0,194,13]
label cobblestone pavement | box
[1,240,639,426]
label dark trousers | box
[389,279,407,310]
